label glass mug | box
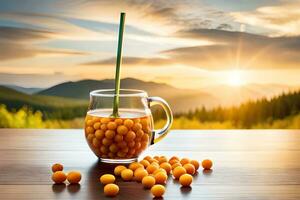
[84,89,173,163]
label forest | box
[0,90,299,129]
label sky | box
[0,0,300,89]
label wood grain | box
[0,129,300,200]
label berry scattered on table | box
[51,163,63,173]
[52,171,67,184]
[100,174,115,185]
[172,166,187,179]
[179,174,193,187]
[151,184,165,197]
[114,165,127,176]
[67,171,81,184]
[51,156,214,198]
[121,169,134,181]
[104,183,119,197]
[202,159,213,170]
[142,175,156,189]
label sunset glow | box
[227,70,245,87]
[0,0,299,89]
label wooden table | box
[0,129,300,200]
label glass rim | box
[90,89,148,97]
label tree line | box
[172,90,300,128]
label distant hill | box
[2,85,44,94]
[181,89,300,128]
[201,84,299,107]
[37,78,218,112]
[0,86,88,119]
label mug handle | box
[147,97,173,144]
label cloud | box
[0,26,56,42]
[0,41,87,61]
[82,28,300,70]
[65,0,233,36]
[230,1,300,36]
[0,72,76,88]
[0,25,87,61]
[162,28,300,69]
[0,12,114,41]
[83,56,172,67]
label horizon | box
[1,0,300,90]
[2,77,300,91]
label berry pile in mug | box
[85,114,153,159]
[99,156,213,197]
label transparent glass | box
[84,89,173,163]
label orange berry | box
[153,168,167,175]
[100,118,110,124]
[129,162,144,171]
[160,162,172,174]
[169,156,180,161]
[114,165,127,176]
[105,130,115,139]
[132,123,142,131]
[107,122,117,130]
[172,166,186,179]
[158,156,168,164]
[109,144,118,153]
[114,134,123,142]
[86,119,93,126]
[92,138,101,148]
[190,160,200,171]
[95,130,105,140]
[104,183,119,197]
[100,174,115,185]
[51,163,63,173]
[146,164,159,174]
[93,122,101,130]
[100,124,107,131]
[52,171,67,184]
[169,158,180,165]
[124,119,134,128]
[85,126,94,134]
[102,138,113,146]
[154,172,168,184]
[143,156,152,162]
[141,134,149,142]
[151,184,165,197]
[125,131,136,142]
[140,159,150,168]
[149,158,159,164]
[153,156,160,161]
[180,158,190,166]
[136,130,144,138]
[179,174,193,187]
[134,169,148,182]
[183,163,196,175]
[121,169,133,181]
[171,162,182,170]
[202,159,213,170]
[117,125,128,135]
[142,175,156,189]
[67,171,81,184]
[115,118,123,125]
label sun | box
[227,69,245,86]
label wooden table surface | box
[0,129,300,200]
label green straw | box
[112,12,126,117]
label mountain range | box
[1,78,299,113]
